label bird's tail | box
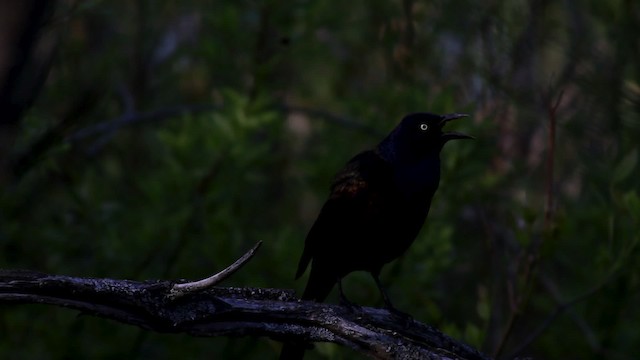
[279,266,336,360]
[301,265,335,302]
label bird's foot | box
[337,278,362,312]
[385,304,413,327]
[339,295,362,312]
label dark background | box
[1,0,639,359]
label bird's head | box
[378,112,473,162]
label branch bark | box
[0,269,489,360]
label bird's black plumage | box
[279,112,472,360]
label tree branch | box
[0,270,489,360]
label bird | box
[279,112,472,359]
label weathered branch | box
[0,241,488,359]
[0,270,489,360]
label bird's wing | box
[295,150,392,279]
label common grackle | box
[279,112,472,359]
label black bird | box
[279,112,472,359]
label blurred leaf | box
[463,323,483,348]
[476,296,490,322]
[612,148,638,183]
[622,191,640,221]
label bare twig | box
[67,104,219,142]
[402,0,415,48]
[493,87,565,358]
[128,153,229,282]
[506,272,617,358]
[276,103,383,136]
[12,89,101,178]
[492,252,535,359]
[544,89,564,230]
[168,241,262,300]
[68,102,381,151]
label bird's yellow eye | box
[420,123,428,131]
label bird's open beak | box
[441,113,469,124]
[440,113,474,141]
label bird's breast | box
[392,157,441,200]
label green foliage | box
[2,0,640,359]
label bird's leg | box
[337,277,360,310]
[371,273,412,321]
[337,278,352,305]
[372,273,394,309]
